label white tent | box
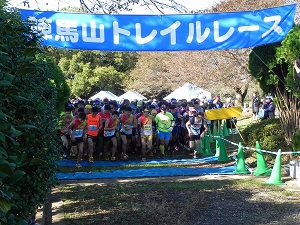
[164,82,211,101]
[118,90,147,101]
[90,91,118,100]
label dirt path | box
[36,173,300,225]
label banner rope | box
[206,135,300,155]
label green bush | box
[241,118,287,152]
[0,3,68,224]
[292,129,300,152]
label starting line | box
[56,156,237,180]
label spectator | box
[252,92,260,122]
[293,59,300,77]
[268,99,275,118]
[262,99,269,120]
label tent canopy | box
[90,91,118,100]
[164,83,211,101]
[118,90,147,101]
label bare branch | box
[77,0,190,14]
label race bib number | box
[104,130,115,137]
[143,124,151,130]
[191,126,201,135]
[73,129,83,138]
[143,128,152,136]
[89,125,97,131]
[123,125,132,130]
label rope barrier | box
[206,135,300,155]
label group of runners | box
[59,97,230,167]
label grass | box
[57,114,300,224]
[59,178,300,225]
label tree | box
[126,49,257,102]
[36,54,70,113]
[0,1,68,223]
[249,24,300,149]
[200,0,291,104]
[125,52,174,99]
[46,48,138,98]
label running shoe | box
[122,153,129,160]
[111,156,116,161]
[141,157,146,162]
[89,157,94,163]
[75,163,82,168]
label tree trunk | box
[274,89,300,159]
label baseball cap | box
[170,105,176,110]
[77,100,85,105]
[151,109,157,115]
[130,104,137,110]
[137,100,143,107]
[160,104,167,110]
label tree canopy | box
[249,23,300,147]
[45,48,138,98]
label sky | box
[8,0,223,13]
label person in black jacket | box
[252,92,260,122]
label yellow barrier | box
[205,107,243,120]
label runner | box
[67,112,87,167]
[150,108,159,156]
[86,107,102,163]
[60,107,73,159]
[119,106,137,160]
[98,104,112,159]
[185,111,208,158]
[103,111,120,161]
[137,107,154,162]
[155,104,174,158]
